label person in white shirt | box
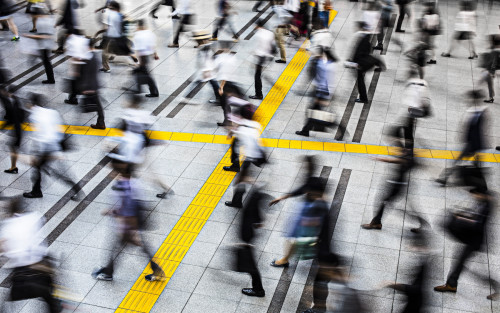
[132,20,159,97]
[250,19,276,100]
[0,197,62,312]
[441,0,477,59]
[23,94,83,199]
[168,0,193,47]
[192,30,221,104]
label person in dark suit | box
[0,84,25,174]
[436,90,488,186]
[350,21,385,104]
[237,185,266,297]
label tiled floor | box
[0,0,500,312]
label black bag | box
[163,0,173,6]
[81,94,99,113]
[234,245,257,273]
[445,211,482,245]
[458,165,487,191]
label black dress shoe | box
[496,146,500,151]
[427,59,437,64]
[242,288,265,297]
[223,165,240,172]
[42,80,55,84]
[64,99,78,105]
[270,260,289,268]
[355,98,367,103]
[156,192,167,199]
[145,94,159,98]
[373,44,383,50]
[249,95,263,100]
[23,191,43,198]
[225,201,242,208]
[295,130,309,137]
[395,29,405,33]
[217,121,232,127]
[90,124,106,130]
[275,59,286,64]
[484,98,494,103]
[4,167,18,174]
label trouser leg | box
[173,16,187,44]
[32,153,50,194]
[230,138,240,167]
[140,57,158,96]
[96,95,105,127]
[208,79,220,100]
[254,62,263,97]
[447,245,476,288]
[396,4,405,31]
[276,27,286,61]
[311,266,330,311]
[231,183,245,207]
[246,246,264,291]
[102,40,111,70]
[212,17,223,38]
[371,183,403,224]
[41,49,54,82]
[357,70,368,102]
[487,74,495,98]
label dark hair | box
[137,19,145,27]
[256,18,266,28]
[239,104,254,120]
[109,0,120,11]
[29,93,44,106]
[356,21,368,30]
[129,94,142,107]
[308,177,326,195]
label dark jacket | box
[79,51,100,92]
[240,188,264,243]
[464,108,487,153]
[352,33,377,71]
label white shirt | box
[0,212,47,268]
[310,29,334,55]
[30,106,64,153]
[233,119,263,159]
[197,43,216,81]
[133,29,156,56]
[363,10,380,34]
[106,10,122,38]
[284,0,300,12]
[65,34,90,59]
[172,0,192,15]
[454,11,476,33]
[254,28,275,58]
[36,15,56,50]
[215,52,238,82]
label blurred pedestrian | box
[151,0,177,19]
[420,1,441,64]
[22,4,56,84]
[210,0,239,42]
[168,0,194,48]
[53,0,81,54]
[441,0,478,59]
[22,93,83,199]
[0,84,25,174]
[192,30,221,104]
[250,18,276,100]
[273,1,288,64]
[395,0,410,33]
[0,0,20,41]
[373,0,393,51]
[132,19,160,98]
[436,90,488,186]
[0,197,62,313]
[478,34,499,103]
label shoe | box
[373,44,383,50]
[23,191,43,198]
[434,284,457,293]
[410,228,421,234]
[468,54,478,59]
[395,29,405,33]
[42,80,55,84]
[225,201,243,208]
[275,59,286,64]
[232,36,239,43]
[90,124,106,130]
[361,223,382,230]
[99,68,111,73]
[484,98,494,103]
[145,272,165,282]
[29,28,37,33]
[427,59,436,64]
[92,269,113,281]
[217,121,232,127]
[208,99,219,104]
[270,260,289,268]
[355,98,367,103]
[223,165,240,172]
[156,192,167,199]
[487,293,500,300]
[52,48,64,54]
[441,52,451,57]
[171,14,180,20]
[64,99,78,105]
[242,288,265,297]
[145,94,159,98]
[249,95,263,100]
[168,43,179,48]
[70,191,85,201]
[435,178,446,186]
[11,36,20,41]
[4,167,18,174]
[295,130,309,137]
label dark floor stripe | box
[0,170,118,288]
[151,73,197,116]
[10,56,70,92]
[334,82,358,141]
[244,11,274,40]
[5,54,59,86]
[295,168,351,313]
[166,81,207,118]
[351,14,396,142]
[266,166,332,313]
[234,2,272,38]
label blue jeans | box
[319,11,329,28]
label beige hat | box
[192,30,211,40]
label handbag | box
[445,210,482,245]
[81,94,99,113]
[234,245,257,273]
[307,109,336,126]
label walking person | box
[479,34,499,103]
[151,0,177,19]
[395,0,410,33]
[22,4,55,84]
[441,0,478,59]
[0,198,62,313]
[53,0,81,54]
[132,19,160,98]
[0,84,25,174]
[273,1,288,64]
[211,0,238,42]
[373,0,393,51]
[0,0,20,41]
[193,30,221,104]
[250,19,276,100]
[22,94,83,199]
[167,0,194,48]
[420,1,441,64]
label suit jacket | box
[240,188,264,243]
[79,52,100,92]
[464,108,487,152]
[352,32,376,71]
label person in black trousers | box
[436,90,488,186]
[151,0,176,19]
[350,21,385,103]
[132,20,160,98]
[237,185,266,297]
[434,189,499,300]
[395,0,410,33]
[0,84,25,174]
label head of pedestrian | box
[255,18,266,29]
[356,21,369,32]
[109,1,120,12]
[7,196,24,217]
[466,89,484,105]
[137,19,147,30]
[306,177,326,201]
[26,93,44,109]
[238,104,255,121]
[128,94,142,109]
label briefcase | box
[81,94,99,113]
[307,109,336,126]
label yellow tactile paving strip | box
[113,13,327,313]
[5,122,499,163]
